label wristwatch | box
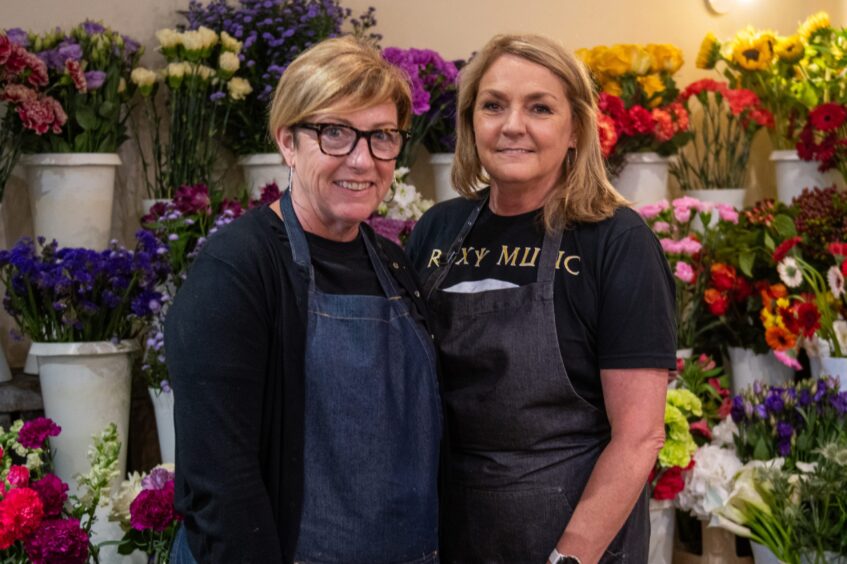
[549,548,582,564]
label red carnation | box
[704,288,729,316]
[773,236,802,262]
[809,102,847,132]
[597,113,618,157]
[0,487,45,544]
[652,465,688,500]
[724,88,759,117]
[130,481,181,532]
[689,419,712,441]
[7,465,30,488]
[735,275,753,302]
[627,105,655,135]
[31,474,69,517]
[25,517,89,564]
[679,78,726,101]
[18,417,61,449]
[828,242,847,257]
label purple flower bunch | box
[184,0,380,154]
[731,376,847,467]
[115,466,180,559]
[0,232,170,343]
[381,47,459,165]
[4,20,143,153]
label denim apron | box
[280,191,441,564]
[423,196,648,564]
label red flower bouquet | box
[797,101,847,183]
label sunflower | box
[696,32,721,69]
[766,326,797,351]
[797,11,830,42]
[775,35,804,63]
[731,29,775,71]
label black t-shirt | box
[305,232,382,296]
[406,197,676,409]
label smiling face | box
[473,54,575,208]
[276,100,398,241]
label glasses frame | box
[295,122,410,162]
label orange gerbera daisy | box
[766,326,797,351]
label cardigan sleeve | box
[165,236,283,563]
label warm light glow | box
[706,0,733,15]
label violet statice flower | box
[18,417,61,449]
[24,518,89,564]
[81,20,105,35]
[6,27,30,47]
[84,70,106,90]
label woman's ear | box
[275,126,296,169]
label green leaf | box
[739,251,756,277]
[98,101,117,119]
[75,106,100,131]
[73,131,90,152]
[764,232,775,251]
[753,435,771,460]
[772,214,797,238]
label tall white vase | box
[30,340,138,496]
[771,149,841,205]
[430,152,456,202]
[727,347,794,393]
[612,152,670,207]
[21,153,120,249]
[648,499,674,564]
[149,387,175,464]
[238,153,289,200]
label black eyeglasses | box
[296,123,410,161]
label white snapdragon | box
[109,471,145,530]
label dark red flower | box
[710,263,737,292]
[652,465,687,500]
[773,236,802,262]
[795,301,821,338]
[18,417,61,449]
[30,474,69,517]
[689,419,712,440]
[173,184,212,216]
[828,242,847,257]
[809,102,847,132]
[627,105,655,135]
[734,276,753,302]
[130,481,181,532]
[24,518,89,564]
[704,288,729,316]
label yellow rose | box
[646,44,683,74]
[797,11,830,42]
[592,45,630,78]
[775,35,804,63]
[617,44,652,75]
[638,73,665,106]
[575,48,593,69]
[601,79,623,96]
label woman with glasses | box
[406,34,675,563]
[166,36,441,564]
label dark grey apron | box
[423,196,648,564]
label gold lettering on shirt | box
[497,245,520,266]
[519,247,540,267]
[456,247,470,266]
[427,249,442,268]
[473,247,490,267]
[554,251,581,275]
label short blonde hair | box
[452,34,628,230]
[268,36,412,137]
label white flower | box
[834,319,847,353]
[166,62,186,80]
[777,257,803,288]
[393,182,417,209]
[219,51,240,74]
[181,27,218,53]
[220,31,242,53]
[25,452,43,471]
[109,471,144,530]
[675,445,743,521]
[227,77,252,100]
[828,265,844,299]
[711,418,737,448]
[130,67,157,87]
[155,28,182,50]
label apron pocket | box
[442,485,574,564]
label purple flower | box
[776,420,794,439]
[209,91,226,102]
[24,518,89,564]
[754,404,767,420]
[6,27,30,47]
[84,71,106,90]
[57,41,83,62]
[18,417,61,449]
[764,391,784,414]
[31,474,69,517]
[830,391,847,415]
[730,395,745,423]
[142,467,176,491]
[81,20,105,35]
[777,439,792,457]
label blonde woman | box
[407,34,675,564]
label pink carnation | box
[31,474,69,517]
[130,481,181,532]
[18,417,61,449]
[652,220,671,233]
[7,465,30,488]
[674,261,696,284]
[0,487,45,544]
[638,199,669,219]
[672,196,703,211]
[64,59,87,93]
[716,204,739,224]
[678,236,702,256]
[24,518,89,564]
[673,205,692,223]
[660,238,679,254]
[1,83,37,103]
[652,108,675,142]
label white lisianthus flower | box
[221,31,243,53]
[777,257,803,288]
[711,418,737,448]
[227,77,253,100]
[155,28,182,51]
[109,471,144,530]
[219,51,240,76]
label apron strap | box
[423,195,488,300]
[360,226,402,299]
[537,227,565,284]
[279,188,313,272]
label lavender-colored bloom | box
[81,20,106,35]
[798,388,811,407]
[85,71,106,90]
[830,391,847,415]
[209,91,226,102]
[776,420,794,439]
[122,34,141,56]
[754,404,767,420]
[6,28,29,47]
[777,439,792,457]
[57,41,83,62]
[764,391,784,414]
[142,466,176,491]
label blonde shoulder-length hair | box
[452,33,629,231]
[268,36,412,137]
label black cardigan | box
[165,205,432,563]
